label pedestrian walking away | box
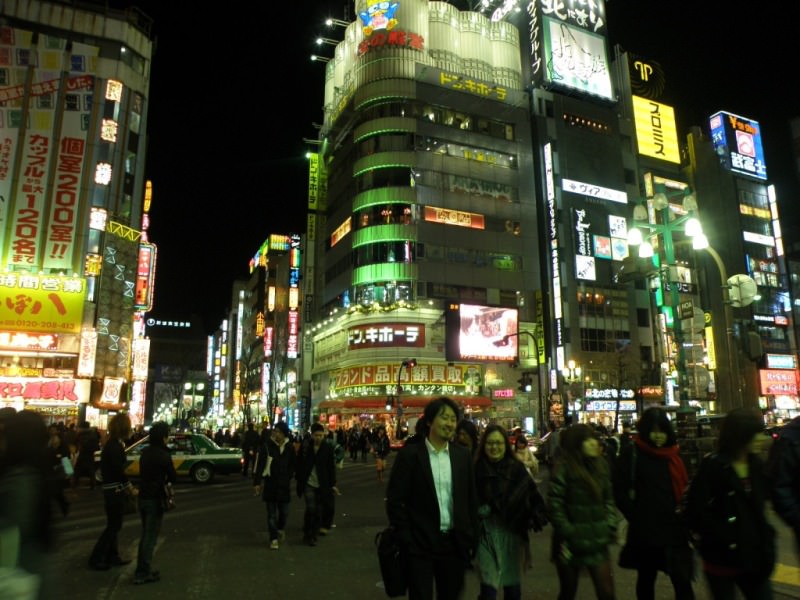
[613,407,695,600]
[296,423,338,546]
[386,396,479,600]
[372,426,391,483]
[88,413,136,571]
[241,422,260,477]
[547,423,617,600]
[134,421,177,585]
[253,421,296,550]
[685,407,775,600]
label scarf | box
[633,435,688,503]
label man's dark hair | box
[310,422,325,433]
[149,421,170,446]
[421,397,461,431]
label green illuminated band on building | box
[352,224,417,248]
[353,151,415,178]
[352,186,416,211]
[353,263,418,285]
[354,116,417,143]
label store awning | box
[317,396,491,411]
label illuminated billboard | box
[0,274,86,333]
[445,303,519,362]
[709,111,767,180]
[632,96,680,164]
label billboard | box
[709,111,767,180]
[0,273,86,333]
[445,302,519,362]
[632,96,680,164]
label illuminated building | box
[0,3,156,427]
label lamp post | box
[562,359,582,423]
[495,329,546,434]
[386,358,417,424]
[627,183,703,435]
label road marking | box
[773,562,800,587]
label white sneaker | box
[270,540,279,550]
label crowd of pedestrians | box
[383,398,799,600]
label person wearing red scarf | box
[612,407,695,600]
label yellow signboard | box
[0,274,86,333]
[632,95,680,164]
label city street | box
[51,454,800,599]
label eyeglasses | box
[485,441,505,447]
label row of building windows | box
[360,99,515,141]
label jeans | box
[266,501,289,542]
[135,498,164,578]
[89,490,125,565]
[303,485,322,540]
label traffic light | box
[517,374,532,393]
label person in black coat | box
[134,421,177,585]
[386,397,479,600]
[295,422,337,546]
[613,407,694,600]
[253,421,296,550]
[770,414,800,558]
[685,407,775,600]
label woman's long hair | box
[558,423,608,500]
[637,406,678,447]
[717,407,764,458]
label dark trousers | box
[89,490,125,565]
[320,487,335,529]
[405,533,467,600]
[479,583,521,600]
[303,485,322,540]
[703,571,772,600]
[266,501,289,542]
[135,498,164,578]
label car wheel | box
[191,462,214,484]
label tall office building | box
[0,1,155,426]
[288,0,798,433]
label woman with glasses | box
[474,424,545,600]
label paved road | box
[50,455,800,599]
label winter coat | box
[613,443,693,576]
[547,458,616,567]
[474,456,537,588]
[253,437,296,503]
[685,452,775,580]
[295,438,336,496]
[770,416,800,536]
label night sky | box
[125,1,799,333]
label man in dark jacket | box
[253,421,296,550]
[771,415,800,556]
[296,422,337,546]
[241,422,261,477]
[386,397,479,600]
[134,421,177,585]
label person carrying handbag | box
[134,422,177,585]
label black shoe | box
[88,562,110,571]
[303,537,316,547]
[133,573,160,585]
[110,558,132,567]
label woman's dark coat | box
[685,452,775,580]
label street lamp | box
[326,18,349,28]
[316,37,339,47]
[494,329,546,434]
[627,182,703,434]
[310,55,331,63]
[386,359,417,419]
[562,360,582,422]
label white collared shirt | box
[425,437,453,531]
